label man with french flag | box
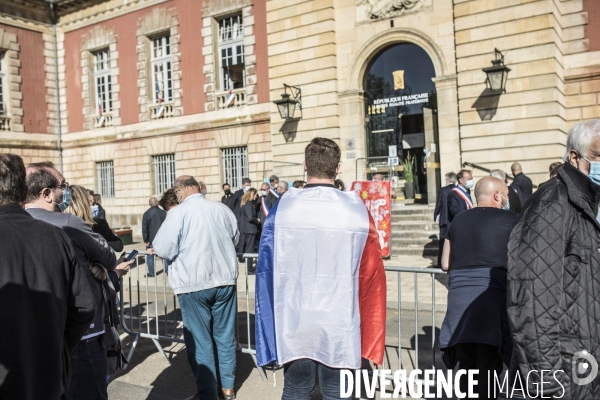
[255,137,387,398]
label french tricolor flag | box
[97,94,105,127]
[155,79,165,118]
[255,186,387,369]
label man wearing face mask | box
[228,178,252,260]
[439,176,518,399]
[221,183,233,206]
[24,162,120,400]
[507,120,600,399]
[447,169,474,223]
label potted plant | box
[402,154,415,199]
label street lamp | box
[273,84,302,119]
[483,49,511,93]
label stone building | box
[0,0,599,240]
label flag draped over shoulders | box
[255,186,386,369]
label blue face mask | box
[465,179,474,190]
[55,185,71,212]
[581,156,600,186]
[501,195,510,211]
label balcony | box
[150,102,174,120]
[217,89,246,109]
[0,115,10,131]
[91,112,113,129]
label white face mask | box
[260,190,267,196]
[243,186,249,193]
[465,179,474,190]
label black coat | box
[228,189,245,222]
[511,172,533,204]
[447,187,471,223]
[95,203,106,219]
[507,163,600,398]
[221,193,233,207]
[142,205,166,244]
[0,204,95,400]
[434,184,454,227]
[92,217,123,252]
[241,201,260,234]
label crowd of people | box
[435,120,600,398]
[4,120,600,400]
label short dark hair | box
[93,194,101,202]
[0,153,26,205]
[305,137,341,179]
[25,167,58,204]
[159,189,179,210]
[269,175,279,184]
[292,180,306,188]
[222,183,230,189]
[242,178,251,185]
[335,179,345,191]
[456,169,472,183]
[173,176,200,191]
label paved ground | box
[108,242,450,399]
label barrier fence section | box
[118,251,448,386]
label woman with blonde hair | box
[240,188,260,257]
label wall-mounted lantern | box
[273,84,302,120]
[483,49,511,93]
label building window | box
[0,52,5,115]
[93,50,112,127]
[221,146,248,190]
[218,15,245,92]
[151,35,173,104]
[153,154,176,194]
[96,161,115,198]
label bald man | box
[142,196,166,277]
[439,176,519,399]
[510,162,533,204]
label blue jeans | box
[178,285,237,399]
[146,245,155,275]
[282,359,350,400]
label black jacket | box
[221,193,233,207]
[507,163,600,398]
[434,184,454,227]
[94,203,106,219]
[0,204,95,400]
[266,190,279,209]
[228,188,245,222]
[142,206,166,244]
[447,187,471,223]
[92,217,123,252]
[511,172,533,204]
[241,201,260,234]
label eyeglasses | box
[39,182,68,195]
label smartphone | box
[125,250,138,262]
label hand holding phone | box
[125,250,138,262]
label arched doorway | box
[363,43,439,203]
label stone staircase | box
[390,205,439,261]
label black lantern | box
[483,49,511,93]
[273,84,302,120]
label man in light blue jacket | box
[153,175,239,400]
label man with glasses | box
[0,154,95,400]
[24,162,121,400]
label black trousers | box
[455,342,503,400]
[243,233,256,255]
[63,335,107,400]
[437,225,447,267]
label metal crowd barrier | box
[118,251,449,385]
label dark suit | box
[511,172,533,204]
[241,201,260,255]
[266,190,279,209]
[447,187,472,224]
[228,188,245,255]
[221,193,233,207]
[434,184,455,266]
[507,186,522,213]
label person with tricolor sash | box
[447,169,474,223]
[255,137,387,399]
